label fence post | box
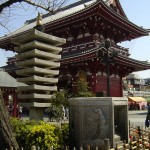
[129,120,130,136]
[31,146,36,150]
[95,146,98,150]
[137,126,142,138]
[129,139,133,150]
[87,145,90,150]
[137,137,140,150]
[80,147,83,150]
[148,132,150,149]
[142,135,146,149]
[124,140,127,150]
[104,139,110,150]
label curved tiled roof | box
[0,0,147,41]
[61,46,150,71]
[0,0,97,40]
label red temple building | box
[0,69,26,117]
[0,0,150,98]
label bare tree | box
[0,0,69,149]
[0,0,68,13]
[0,0,69,33]
[0,91,19,149]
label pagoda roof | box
[61,46,150,72]
[0,0,148,50]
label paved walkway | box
[128,110,147,127]
[21,110,148,128]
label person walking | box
[145,103,150,127]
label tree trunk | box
[0,91,19,150]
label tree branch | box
[23,0,54,13]
[0,22,11,33]
[0,0,20,13]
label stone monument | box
[69,97,128,149]
[11,29,66,120]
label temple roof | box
[0,0,97,40]
[61,46,150,72]
[0,69,26,88]
[0,0,148,50]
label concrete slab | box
[14,40,62,53]
[16,67,59,76]
[17,75,58,83]
[18,93,53,99]
[15,49,61,60]
[19,102,51,107]
[18,84,57,91]
[11,29,66,46]
[16,58,60,68]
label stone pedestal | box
[19,102,51,120]
[69,97,128,149]
[29,107,44,121]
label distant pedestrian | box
[18,106,23,118]
[145,103,150,127]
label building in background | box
[126,73,145,91]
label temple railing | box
[62,41,130,57]
[111,43,130,57]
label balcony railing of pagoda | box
[111,44,130,57]
[62,41,96,55]
[7,56,17,64]
[62,41,130,58]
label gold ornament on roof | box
[36,13,42,26]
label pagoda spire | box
[34,12,45,32]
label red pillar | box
[91,71,97,94]
[3,91,9,106]
[120,76,123,97]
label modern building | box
[0,0,150,98]
[126,73,145,91]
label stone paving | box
[21,110,148,128]
[128,110,147,127]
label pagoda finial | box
[36,12,42,26]
[34,12,45,32]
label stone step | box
[114,134,121,142]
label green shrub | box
[61,123,69,146]
[10,118,67,150]
[75,80,95,97]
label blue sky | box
[0,0,150,78]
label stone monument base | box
[69,97,128,149]
[19,102,51,120]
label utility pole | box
[105,38,111,97]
